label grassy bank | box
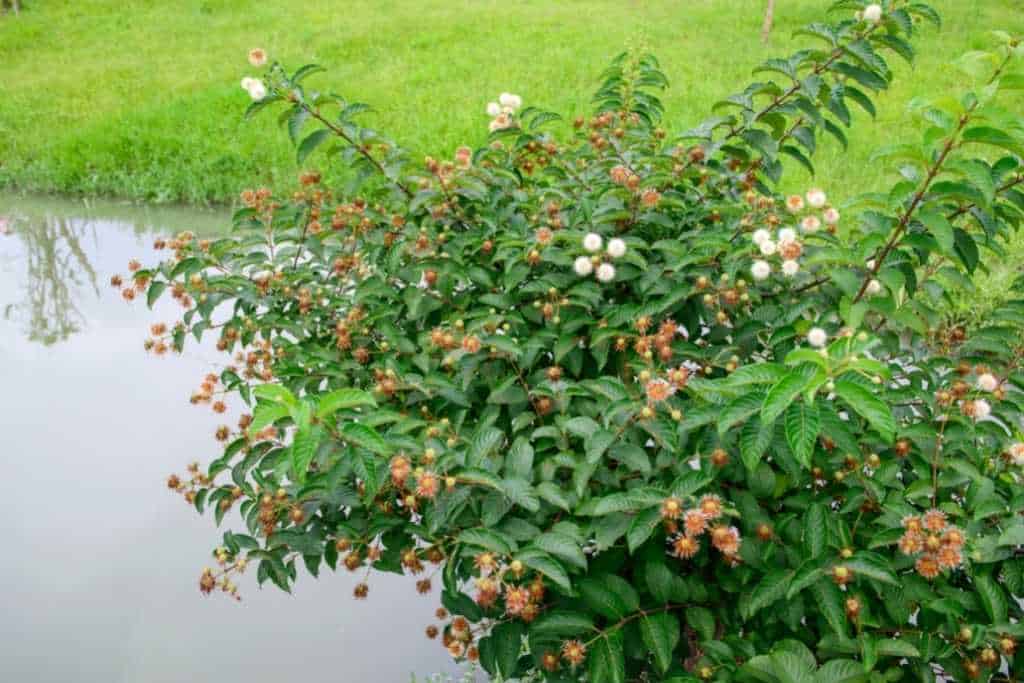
[0,0,1022,205]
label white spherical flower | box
[488,113,511,132]
[863,3,883,23]
[752,228,771,245]
[974,399,992,420]
[801,215,822,233]
[807,327,828,348]
[782,260,800,277]
[607,238,627,259]
[785,195,805,213]
[596,263,616,283]
[486,101,502,117]
[241,77,258,91]
[824,207,840,224]
[573,256,594,277]
[751,260,771,281]
[248,48,268,67]
[759,239,777,256]
[977,373,999,393]
[866,278,883,296]
[778,228,797,243]
[498,92,522,110]
[1010,443,1024,466]
[806,188,827,208]
[583,232,603,253]
[246,80,267,101]
[865,259,876,270]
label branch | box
[297,99,414,199]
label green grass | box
[0,0,1022,205]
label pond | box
[0,194,468,683]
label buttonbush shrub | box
[128,2,1024,680]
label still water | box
[0,195,467,683]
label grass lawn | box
[0,0,1022,205]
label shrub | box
[129,2,1024,680]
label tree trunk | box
[761,0,776,44]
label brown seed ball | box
[710,448,729,467]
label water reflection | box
[0,194,467,683]
[3,214,98,344]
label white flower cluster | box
[574,233,626,283]
[807,327,828,349]
[240,48,269,101]
[752,188,842,282]
[860,4,884,24]
[486,93,522,133]
[1010,442,1024,466]
[977,373,1000,393]
[240,77,267,101]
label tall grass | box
[0,0,1021,204]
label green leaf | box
[501,478,540,512]
[536,482,571,511]
[743,569,792,620]
[771,650,815,683]
[762,366,815,423]
[339,422,390,454]
[875,638,920,658]
[290,424,318,483]
[811,580,847,637]
[253,383,297,406]
[316,388,376,418]
[640,612,680,674]
[580,576,633,619]
[787,558,826,600]
[816,659,869,683]
[565,416,601,438]
[248,402,290,435]
[685,606,716,642]
[296,128,332,164]
[585,487,664,515]
[533,531,587,569]
[589,630,626,683]
[488,375,528,404]
[627,507,663,553]
[833,380,895,443]
[457,468,503,490]
[845,555,899,586]
[740,417,775,472]
[919,209,955,256]
[459,527,517,556]
[146,280,166,308]
[490,621,525,679]
[974,572,1009,623]
[516,549,572,593]
[962,126,1024,157]
[670,470,712,499]
[469,426,504,464]
[723,363,789,387]
[785,401,820,469]
[530,610,595,636]
[997,524,1024,546]
[719,391,767,436]
[804,503,828,559]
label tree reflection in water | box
[1,196,224,346]
[2,212,99,345]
